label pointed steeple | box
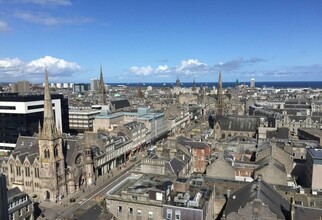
[216,71,224,116]
[98,65,106,105]
[39,69,59,140]
[192,78,196,91]
[217,71,222,95]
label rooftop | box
[307,148,322,159]
[299,128,322,138]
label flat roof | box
[299,128,322,138]
[308,148,322,159]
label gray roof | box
[15,136,39,155]
[294,206,322,220]
[307,148,322,159]
[255,156,286,173]
[224,178,290,219]
[7,187,22,199]
[177,136,209,149]
[214,115,260,132]
[65,139,80,167]
[110,99,130,110]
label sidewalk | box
[38,151,146,219]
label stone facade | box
[0,71,92,202]
[206,152,235,180]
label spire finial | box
[39,68,59,140]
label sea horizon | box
[107,81,322,89]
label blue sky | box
[0,0,322,83]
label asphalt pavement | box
[37,152,145,220]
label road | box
[40,158,141,220]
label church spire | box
[98,65,106,105]
[39,69,59,140]
[216,71,224,116]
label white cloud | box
[176,59,208,75]
[0,20,10,32]
[128,59,209,79]
[17,0,72,6]
[126,57,272,80]
[15,11,92,26]
[27,56,81,73]
[156,65,168,72]
[0,56,82,81]
[129,66,154,76]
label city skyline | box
[0,0,322,83]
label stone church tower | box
[215,71,224,116]
[98,65,107,105]
[38,69,66,202]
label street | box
[38,155,142,220]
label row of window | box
[9,197,29,210]
[9,165,39,178]
[167,209,181,220]
[117,206,153,218]
[9,205,31,220]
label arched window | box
[54,146,59,157]
[44,149,50,158]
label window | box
[44,149,50,158]
[54,146,59,157]
[117,206,122,213]
[137,209,142,216]
[175,211,181,220]
[16,166,21,176]
[295,201,303,206]
[148,211,153,218]
[166,209,172,220]
[10,164,13,174]
[19,209,22,216]
[34,167,39,178]
[25,167,30,177]
[128,207,133,215]
[26,205,29,212]
[10,214,13,220]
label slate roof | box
[15,136,39,155]
[224,178,290,219]
[27,153,38,164]
[255,156,286,173]
[294,206,322,219]
[110,99,130,110]
[177,136,209,149]
[168,158,185,174]
[65,139,79,167]
[7,187,22,199]
[17,152,29,163]
[214,115,260,132]
[276,127,290,139]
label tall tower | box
[84,136,94,185]
[216,71,224,115]
[192,78,196,92]
[98,65,107,105]
[250,78,255,90]
[38,69,66,201]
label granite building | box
[0,70,93,202]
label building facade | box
[0,93,69,151]
[0,71,92,202]
[306,148,322,190]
